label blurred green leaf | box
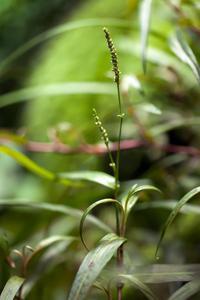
[0,276,24,300]
[0,200,112,233]
[60,171,115,189]
[119,274,158,300]
[169,277,200,300]
[0,18,132,72]
[170,30,200,83]
[136,200,200,214]
[0,82,115,108]
[156,186,200,258]
[80,199,124,249]
[27,235,76,266]
[68,233,126,300]
[140,0,153,73]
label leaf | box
[0,82,115,108]
[0,145,53,179]
[140,0,153,73]
[0,145,70,186]
[136,200,200,215]
[0,200,112,233]
[0,276,24,300]
[0,18,132,72]
[22,240,73,297]
[67,233,126,300]
[26,235,76,266]
[119,274,158,300]
[80,199,124,249]
[129,264,200,283]
[122,185,161,215]
[169,277,200,300]
[170,30,200,83]
[60,171,115,189]
[156,186,200,258]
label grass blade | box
[119,274,158,300]
[0,18,132,72]
[170,30,200,83]
[60,171,115,189]
[80,199,124,249]
[0,200,112,233]
[140,0,153,73]
[0,276,24,300]
[169,277,200,300]
[67,233,126,300]
[136,200,200,215]
[0,82,115,108]
[156,186,200,258]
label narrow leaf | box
[0,82,115,108]
[0,18,132,72]
[119,274,158,300]
[80,199,124,249]
[0,145,71,186]
[169,277,200,300]
[0,276,24,300]
[60,171,115,189]
[136,200,200,215]
[0,200,112,233]
[156,186,200,258]
[68,233,126,300]
[140,0,153,73]
[27,235,76,266]
[170,30,200,82]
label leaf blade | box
[140,0,153,73]
[68,233,126,300]
[156,186,200,258]
[0,276,24,300]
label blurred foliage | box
[0,0,200,299]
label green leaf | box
[169,277,200,300]
[156,186,200,258]
[26,235,76,266]
[136,200,200,215]
[0,200,112,233]
[0,82,115,108]
[80,199,124,249]
[170,30,200,83]
[0,18,132,72]
[119,274,158,300]
[68,233,126,300]
[122,185,161,214]
[129,264,200,283]
[140,0,153,73]
[0,145,71,186]
[60,171,115,189]
[0,276,24,300]
[23,240,73,297]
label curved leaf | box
[0,200,112,233]
[0,82,115,108]
[136,200,200,215]
[0,18,132,72]
[26,235,76,266]
[60,171,115,189]
[0,276,24,300]
[80,199,124,249]
[169,277,200,300]
[140,0,153,73]
[170,30,200,83]
[68,233,126,300]
[119,274,158,300]
[156,186,200,258]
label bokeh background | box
[0,0,200,299]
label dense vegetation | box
[0,0,200,299]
